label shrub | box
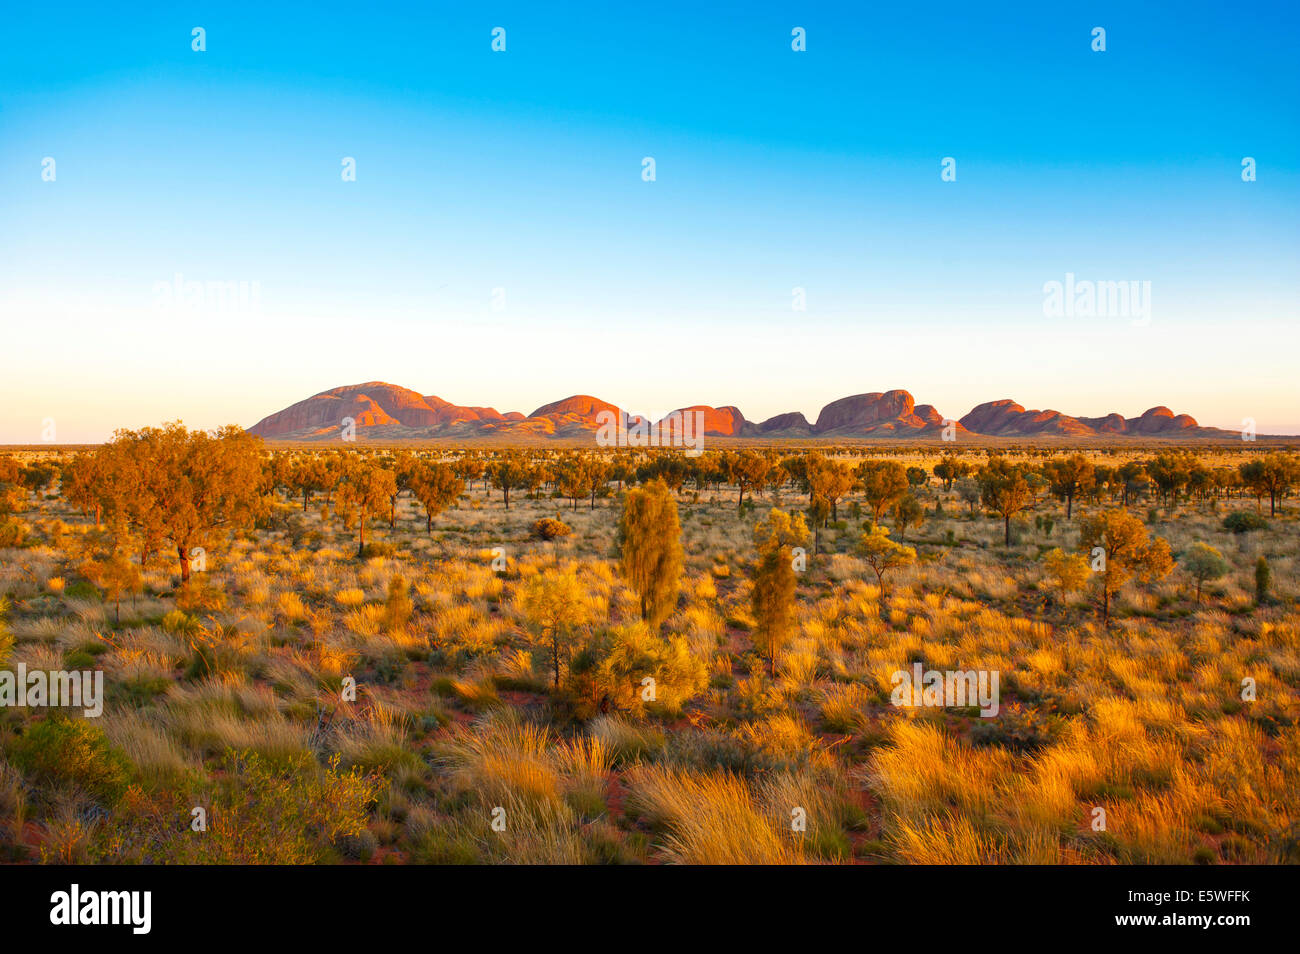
[1182,543,1228,602]
[531,517,572,541]
[1255,556,1272,604]
[969,707,1059,753]
[0,601,12,668]
[101,751,379,864]
[1043,548,1089,594]
[382,575,413,633]
[9,718,133,803]
[0,519,28,548]
[1223,511,1268,533]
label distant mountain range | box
[246,382,1264,442]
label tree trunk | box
[178,545,191,583]
[1004,514,1011,546]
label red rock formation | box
[1078,412,1129,434]
[657,405,748,437]
[962,400,1204,437]
[812,390,949,434]
[958,399,1026,434]
[528,395,622,425]
[1129,406,1198,434]
[248,382,525,438]
[757,411,812,434]
[248,382,1224,441]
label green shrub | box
[969,707,1060,753]
[180,752,377,863]
[64,641,109,670]
[9,717,133,803]
[1256,556,1272,603]
[63,580,101,600]
[1223,511,1268,533]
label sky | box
[1,0,1297,442]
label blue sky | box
[1,0,1297,441]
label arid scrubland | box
[0,437,1297,865]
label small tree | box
[749,509,809,677]
[979,459,1034,546]
[1043,547,1090,598]
[409,462,464,533]
[1255,556,1272,605]
[894,493,925,540]
[63,452,105,526]
[289,456,329,512]
[956,478,981,515]
[1148,452,1192,511]
[857,460,908,523]
[726,450,773,512]
[101,423,264,582]
[382,574,413,633]
[453,454,486,495]
[1182,543,1228,603]
[555,456,587,511]
[584,456,611,510]
[1239,453,1300,517]
[806,454,855,521]
[934,455,971,492]
[617,479,684,631]
[806,495,830,555]
[1043,454,1096,520]
[82,545,143,625]
[517,565,593,689]
[337,458,398,558]
[488,453,527,510]
[856,525,916,599]
[1078,509,1174,624]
